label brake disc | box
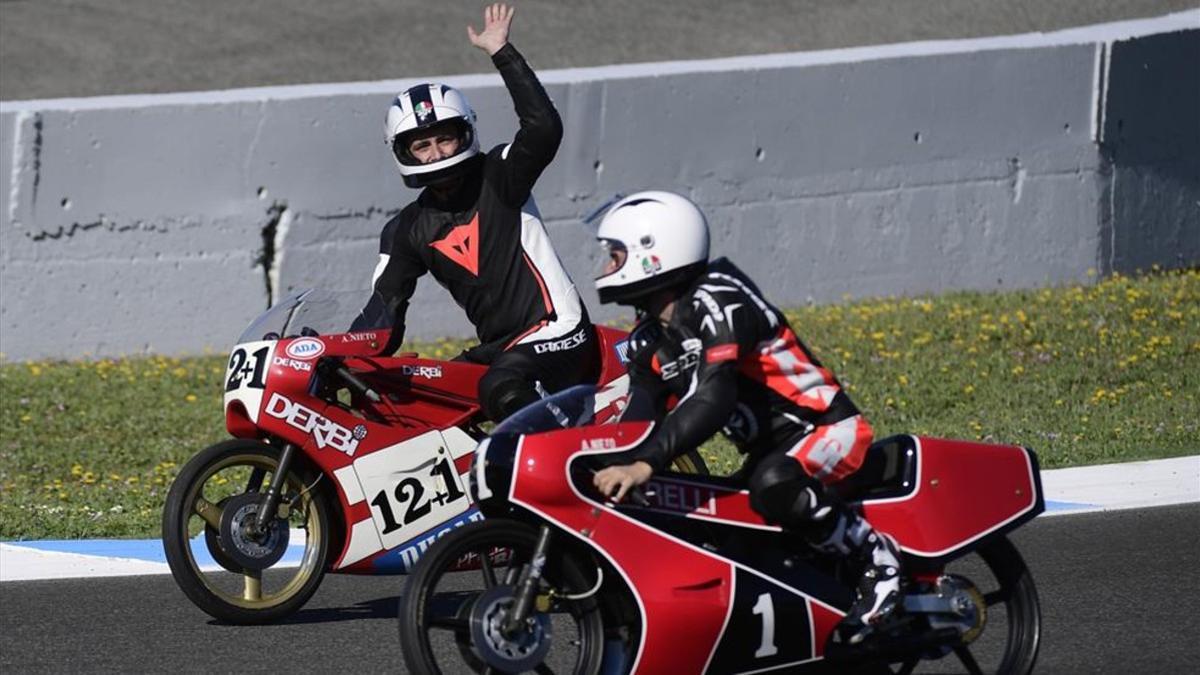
[469,584,553,673]
[218,492,290,571]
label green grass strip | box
[1,268,1196,540]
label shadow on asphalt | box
[203,593,404,627]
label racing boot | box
[812,508,904,645]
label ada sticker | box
[285,337,325,360]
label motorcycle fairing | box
[222,340,279,426]
[613,504,852,615]
[861,436,1045,564]
[636,474,781,532]
[507,426,846,674]
[706,567,844,673]
[327,425,480,570]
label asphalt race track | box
[2,503,1197,673]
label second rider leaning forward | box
[590,191,905,645]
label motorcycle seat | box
[834,434,919,503]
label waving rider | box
[354,4,597,421]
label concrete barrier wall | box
[2,12,1197,361]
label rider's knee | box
[747,454,831,530]
[478,369,540,422]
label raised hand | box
[467,2,515,56]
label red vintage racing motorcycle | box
[162,289,705,624]
[399,382,1043,674]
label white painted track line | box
[1,456,1196,581]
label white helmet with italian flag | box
[386,83,481,188]
[593,191,710,306]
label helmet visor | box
[392,119,471,167]
[594,238,628,280]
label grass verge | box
[1,269,1197,539]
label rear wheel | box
[895,536,1041,675]
[399,519,605,674]
[162,439,333,624]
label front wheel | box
[162,439,334,624]
[399,519,605,674]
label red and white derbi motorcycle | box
[162,289,703,624]
[399,383,1044,674]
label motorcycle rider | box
[590,191,903,645]
[354,3,597,422]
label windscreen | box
[493,382,657,436]
[236,289,394,344]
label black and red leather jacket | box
[626,258,861,470]
[357,44,587,362]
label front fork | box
[251,441,299,535]
[502,524,553,637]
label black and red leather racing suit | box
[356,44,597,420]
[624,258,874,528]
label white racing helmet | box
[593,191,710,306]
[386,83,481,188]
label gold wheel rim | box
[177,452,324,610]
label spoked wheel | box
[162,439,333,624]
[891,536,1041,675]
[399,519,605,674]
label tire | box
[162,439,334,624]
[399,519,605,674]
[901,535,1041,675]
[976,536,1041,675]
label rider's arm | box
[491,43,563,206]
[629,287,761,471]
[351,212,426,348]
[629,360,738,471]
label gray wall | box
[2,14,1197,361]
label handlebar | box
[317,357,381,403]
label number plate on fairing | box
[350,431,473,550]
[223,341,276,423]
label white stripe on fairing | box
[370,253,391,288]
[336,518,385,569]
[441,426,481,459]
[333,464,364,504]
[514,197,585,344]
[702,570,738,673]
